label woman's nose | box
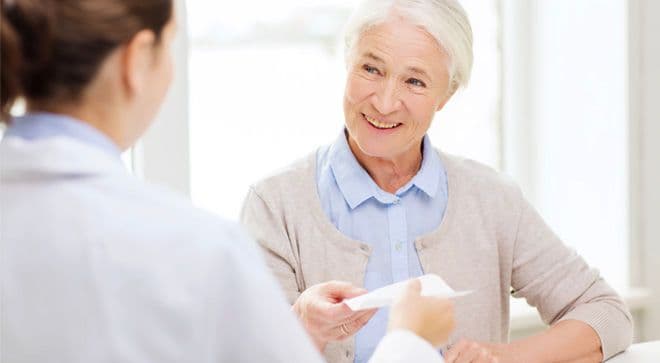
[372,79,402,115]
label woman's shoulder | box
[438,150,523,201]
[437,151,528,232]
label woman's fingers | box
[293,281,374,349]
[343,309,378,334]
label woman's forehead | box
[354,20,449,70]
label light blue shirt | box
[316,131,448,363]
[5,112,121,157]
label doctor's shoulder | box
[122,178,265,263]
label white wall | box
[628,0,660,341]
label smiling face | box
[343,16,453,161]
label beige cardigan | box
[240,150,633,363]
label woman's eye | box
[362,65,380,75]
[407,78,426,88]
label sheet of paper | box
[344,274,472,311]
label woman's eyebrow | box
[407,66,431,80]
[361,52,431,80]
[363,52,384,63]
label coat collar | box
[7,112,121,157]
[0,136,127,181]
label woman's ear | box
[121,29,157,98]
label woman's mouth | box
[363,114,402,130]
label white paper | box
[344,274,472,311]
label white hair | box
[344,0,473,92]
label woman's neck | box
[347,135,423,194]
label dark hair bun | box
[1,0,172,122]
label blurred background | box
[10,0,653,343]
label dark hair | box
[1,0,173,121]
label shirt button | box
[360,245,369,252]
[395,242,403,251]
[392,198,400,205]
[345,350,352,358]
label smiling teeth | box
[365,115,400,129]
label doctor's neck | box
[24,54,136,152]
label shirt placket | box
[387,197,409,283]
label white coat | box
[0,132,443,363]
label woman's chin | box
[353,139,400,160]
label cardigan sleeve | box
[240,186,303,304]
[509,193,633,360]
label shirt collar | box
[328,130,445,209]
[328,131,379,209]
[6,112,121,157]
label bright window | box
[502,0,629,290]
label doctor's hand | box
[388,278,455,348]
[293,281,377,351]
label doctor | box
[0,0,454,362]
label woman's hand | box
[292,281,377,351]
[445,339,501,363]
[387,279,455,347]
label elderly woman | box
[241,0,632,362]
